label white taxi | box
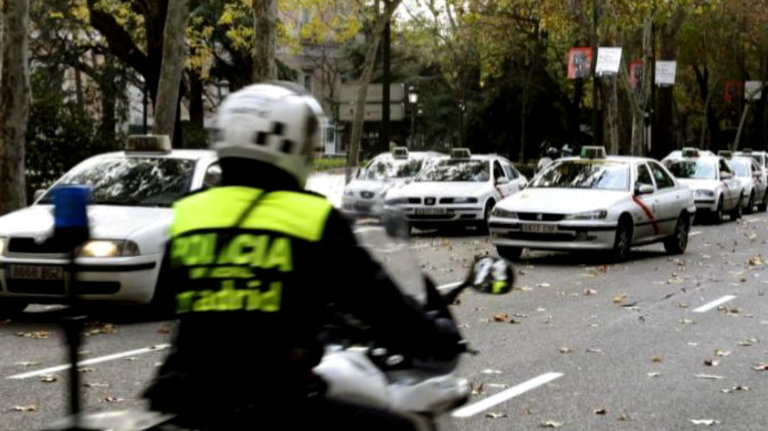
[385,149,527,232]
[489,147,696,261]
[662,149,743,223]
[735,148,768,176]
[341,148,442,217]
[0,136,220,314]
[727,155,768,213]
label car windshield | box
[358,158,423,180]
[747,155,764,167]
[417,159,489,182]
[531,160,630,191]
[664,159,717,180]
[729,159,751,177]
[38,156,197,207]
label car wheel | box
[476,201,495,234]
[730,195,743,221]
[612,217,632,262]
[0,300,28,319]
[496,245,523,261]
[711,198,724,225]
[745,192,755,215]
[664,213,690,254]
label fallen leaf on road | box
[559,347,573,354]
[84,381,109,388]
[678,303,690,309]
[492,313,509,322]
[10,405,37,412]
[157,325,173,334]
[647,372,661,377]
[78,367,95,373]
[15,361,40,367]
[15,331,50,339]
[39,375,57,383]
[83,322,117,336]
[520,286,533,292]
[704,359,720,367]
[652,356,663,363]
[751,363,768,371]
[721,386,749,393]
[486,412,507,419]
[124,357,139,362]
[514,313,529,318]
[597,265,608,273]
[537,282,551,288]
[102,397,124,403]
[613,294,627,304]
[586,348,603,354]
[536,307,547,312]
[617,413,633,421]
[471,382,484,395]
[715,349,731,357]
[539,420,564,428]
[748,255,765,266]
[695,374,724,380]
[738,338,758,346]
[584,289,598,296]
[481,369,502,375]
[718,306,740,316]
[688,342,700,346]
[594,409,607,415]
[680,318,695,325]
[690,419,720,426]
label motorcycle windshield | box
[351,211,427,305]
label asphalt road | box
[2,213,768,430]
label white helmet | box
[213,82,324,186]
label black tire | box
[730,195,743,221]
[664,213,690,254]
[476,200,495,234]
[745,192,755,215]
[612,217,632,262]
[711,198,724,225]
[0,300,28,319]
[496,245,523,261]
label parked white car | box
[0,137,220,314]
[735,149,768,176]
[341,149,442,217]
[726,156,768,213]
[663,151,743,223]
[489,148,695,261]
[385,150,527,232]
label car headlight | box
[695,189,715,198]
[343,189,354,197]
[492,208,518,219]
[565,210,608,220]
[453,197,479,204]
[78,240,140,258]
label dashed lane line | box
[452,372,564,418]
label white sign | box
[746,81,763,101]
[655,61,677,86]
[595,47,623,76]
[339,84,405,103]
[339,103,405,122]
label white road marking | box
[437,281,463,293]
[689,231,702,237]
[7,344,171,380]
[692,295,736,313]
[452,372,564,418]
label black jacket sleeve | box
[318,210,461,360]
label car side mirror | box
[495,177,510,185]
[635,183,654,195]
[720,172,733,180]
[33,189,46,202]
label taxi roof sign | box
[717,150,733,159]
[741,148,753,153]
[450,148,471,159]
[392,146,409,159]
[126,135,171,153]
[681,147,700,158]
[579,146,607,159]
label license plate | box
[521,223,558,234]
[415,208,448,215]
[9,265,64,280]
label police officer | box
[143,83,461,430]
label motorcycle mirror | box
[442,256,515,304]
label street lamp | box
[408,86,419,148]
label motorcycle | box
[40,191,514,431]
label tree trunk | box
[603,77,619,154]
[252,0,277,82]
[0,0,30,214]
[189,71,204,127]
[153,0,189,146]
[347,0,402,176]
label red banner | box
[629,60,644,88]
[567,47,593,79]
[724,80,743,103]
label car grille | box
[517,213,566,222]
[8,237,69,254]
[439,198,479,204]
[408,214,456,220]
